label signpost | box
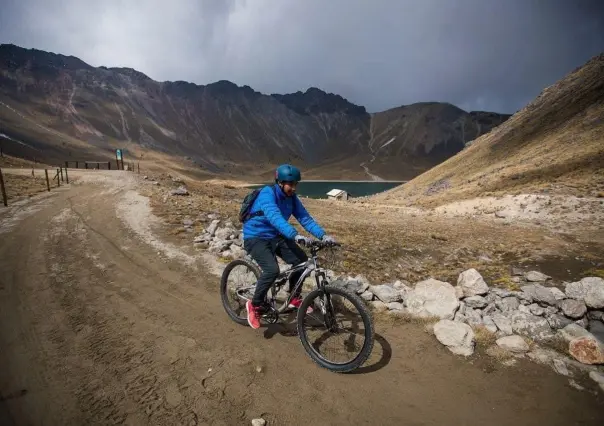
[115,149,124,170]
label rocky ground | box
[137,171,604,395]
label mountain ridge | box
[0,43,510,180]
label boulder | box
[387,302,406,311]
[465,308,483,327]
[405,278,460,320]
[483,303,497,316]
[369,284,404,303]
[360,291,373,301]
[524,271,551,282]
[464,295,488,309]
[456,268,489,297]
[550,287,566,301]
[521,284,556,306]
[565,277,604,309]
[569,337,604,365]
[558,299,587,319]
[215,227,237,240]
[511,311,555,341]
[206,220,221,237]
[229,245,246,259]
[337,277,371,295]
[557,324,591,343]
[496,296,520,313]
[496,335,530,353]
[528,304,546,316]
[492,313,513,335]
[587,310,604,321]
[546,314,574,330]
[588,320,604,342]
[170,186,189,196]
[433,320,475,357]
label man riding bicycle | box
[242,164,336,329]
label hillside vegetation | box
[371,53,604,207]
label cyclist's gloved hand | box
[294,235,311,246]
[322,234,336,244]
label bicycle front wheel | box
[296,285,374,373]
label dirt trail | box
[1,172,603,425]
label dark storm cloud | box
[1,0,603,113]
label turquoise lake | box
[247,181,404,199]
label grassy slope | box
[370,53,604,208]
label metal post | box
[45,169,50,191]
[0,168,7,207]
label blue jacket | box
[243,184,326,241]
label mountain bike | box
[220,240,375,373]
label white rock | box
[369,283,403,303]
[550,287,566,301]
[558,299,587,319]
[492,313,513,335]
[565,277,604,309]
[433,320,475,356]
[528,303,545,316]
[496,296,520,313]
[482,315,499,333]
[370,300,388,311]
[456,268,489,297]
[251,419,266,426]
[405,278,460,320]
[558,324,592,343]
[521,284,556,306]
[464,295,488,309]
[465,308,483,327]
[206,219,221,236]
[496,335,530,353]
[360,291,373,301]
[229,245,246,259]
[511,311,555,341]
[524,271,551,282]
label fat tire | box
[220,258,260,326]
[296,285,375,373]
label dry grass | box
[473,326,497,349]
[2,171,51,201]
[142,169,604,287]
[485,345,514,362]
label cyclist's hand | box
[294,235,311,246]
[322,234,336,245]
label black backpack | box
[239,187,265,223]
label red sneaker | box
[246,300,261,329]
[288,296,313,313]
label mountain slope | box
[0,43,509,179]
[371,53,604,206]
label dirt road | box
[1,172,603,425]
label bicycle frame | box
[236,242,338,318]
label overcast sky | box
[1,0,603,113]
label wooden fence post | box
[60,167,64,182]
[65,167,69,184]
[45,169,50,191]
[56,169,61,187]
[0,168,7,207]
[137,162,140,174]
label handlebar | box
[304,239,342,250]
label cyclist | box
[242,164,336,329]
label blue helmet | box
[275,164,302,183]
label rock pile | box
[190,213,604,389]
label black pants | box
[243,236,309,306]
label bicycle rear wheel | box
[296,285,374,373]
[220,259,260,326]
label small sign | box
[116,149,122,160]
